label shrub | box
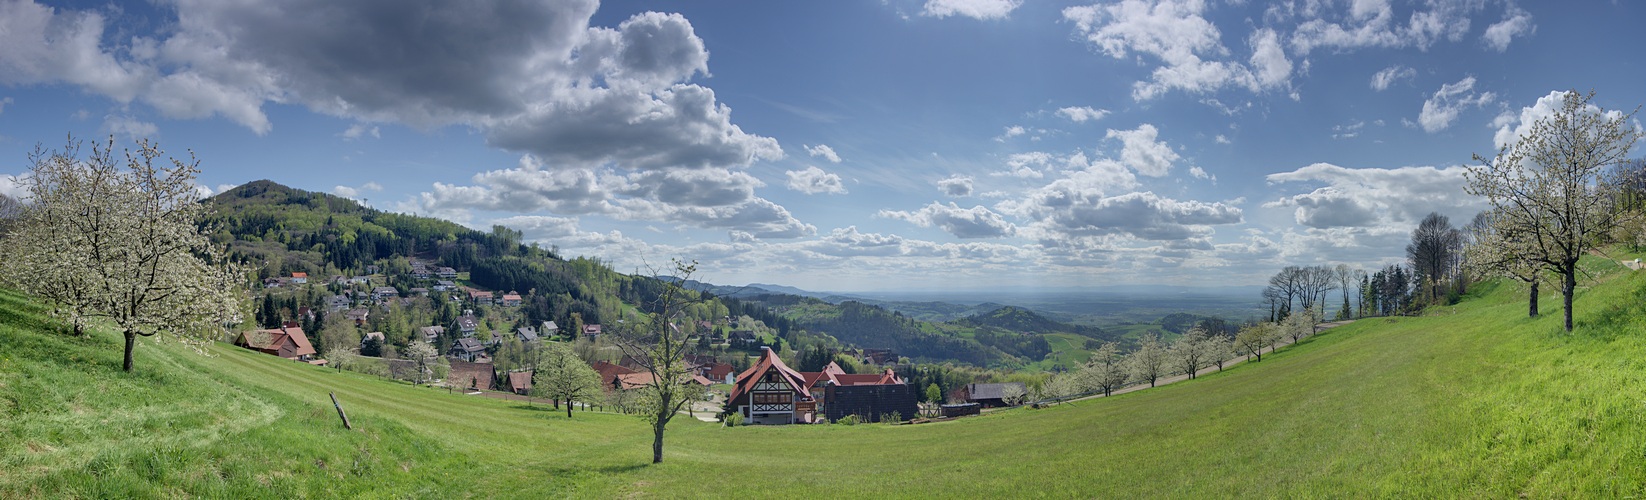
[837,415,859,426]
[725,412,743,427]
[882,411,902,424]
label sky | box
[2,0,1644,292]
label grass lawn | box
[6,258,1646,497]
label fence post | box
[329,392,353,430]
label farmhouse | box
[963,382,1027,408]
[361,331,385,352]
[727,349,915,425]
[501,292,522,307]
[582,324,602,339]
[448,360,495,391]
[515,326,539,343]
[507,371,533,395]
[345,308,370,325]
[236,325,318,363]
[289,272,308,284]
[591,360,637,389]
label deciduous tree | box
[611,259,708,464]
[1466,90,1644,331]
[531,341,603,418]
[1125,333,1167,387]
[1086,341,1128,397]
[1170,327,1208,379]
[2,137,242,372]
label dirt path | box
[1056,320,1356,404]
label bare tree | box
[611,259,708,464]
[1333,264,1356,320]
[1407,212,1462,302]
[1466,90,1644,331]
[2,137,243,371]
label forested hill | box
[957,306,1110,339]
[206,181,1028,368]
[208,180,652,330]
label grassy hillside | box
[7,258,1646,496]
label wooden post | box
[330,392,353,430]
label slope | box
[7,257,1646,496]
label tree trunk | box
[1527,280,1539,318]
[1562,268,1576,332]
[651,419,666,463]
[566,400,573,419]
[122,330,136,372]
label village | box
[236,258,1025,424]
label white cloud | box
[341,124,380,140]
[804,144,842,163]
[1018,190,1243,242]
[785,166,847,195]
[1214,134,1231,144]
[937,175,974,197]
[1491,90,1626,150]
[362,182,383,192]
[1369,65,1415,91]
[332,185,360,198]
[1265,162,1483,230]
[1188,166,1213,181]
[0,173,28,202]
[1247,28,1292,89]
[1482,8,1535,52]
[878,202,1017,239]
[0,96,12,115]
[1418,76,1494,133]
[996,125,1027,142]
[1331,120,1365,139]
[1056,106,1110,123]
[1107,124,1179,177]
[102,115,158,141]
[1287,0,1479,56]
[1063,0,1290,100]
[1,1,779,171]
[921,0,1023,20]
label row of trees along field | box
[1032,309,1324,401]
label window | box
[752,392,792,405]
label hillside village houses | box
[236,324,320,364]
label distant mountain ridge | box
[959,306,1109,339]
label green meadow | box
[6,258,1646,497]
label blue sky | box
[2,0,1644,291]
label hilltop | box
[7,252,1646,496]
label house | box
[728,330,759,349]
[365,264,380,274]
[963,382,1027,408]
[408,287,429,297]
[507,371,533,395]
[236,326,318,362]
[262,278,284,289]
[500,292,522,307]
[348,275,371,285]
[456,311,479,336]
[447,360,495,391]
[290,272,308,284]
[411,262,431,279]
[582,324,602,339]
[541,321,559,336]
[611,371,712,391]
[326,294,351,311]
[516,326,539,343]
[591,360,637,390]
[467,289,494,304]
[862,348,899,365]
[373,286,399,301]
[418,325,445,343]
[822,382,919,424]
[433,280,457,292]
[296,306,314,322]
[345,308,370,326]
[449,337,487,362]
[726,347,816,425]
[436,267,458,279]
[361,331,385,351]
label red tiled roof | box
[728,348,810,403]
[508,371,533,393]
[591,360,636,389]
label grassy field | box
[6,259,1646,497]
